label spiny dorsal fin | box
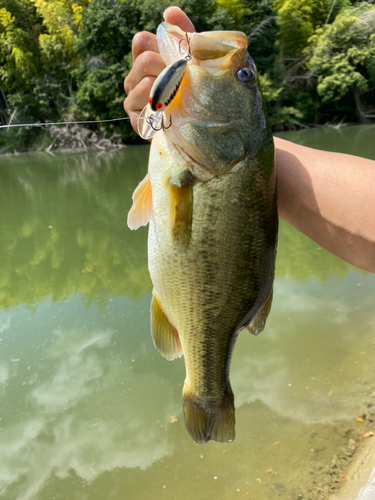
[127,173,152,230]
[247,290,273,336]
[150,291,183,360]
[168,169,193,247]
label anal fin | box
[150,291,183,360]
[247,289,273,336]
[127,173,152,230]
[169,169,193,246]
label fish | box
[128,22,278,444]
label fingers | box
[131,30,158,62]
[124,48,165,97]
[163,7,196,32]
[124,76,156,133]
[123,8,196,135]
[124,31,165,134]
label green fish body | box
[128,23,277,444]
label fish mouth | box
[157,22,252,178]
[157,22,248,66]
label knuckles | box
[132,31,157,56]
[124,30,164,134]
[124,51,164,95]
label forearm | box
[275,137,375,273]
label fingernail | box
[163,6,179,20]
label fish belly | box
[148,133,277,443]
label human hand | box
[124,7,195,134]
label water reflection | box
[233,271,375,424]
[0,147,355,312]
[0,132,374,500]
[0,148,151,309]
[0,297,176,500]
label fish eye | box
[236,67,255,84]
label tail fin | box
[183,389,235,444]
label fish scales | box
[128,22,278,444]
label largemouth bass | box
[128,22,278,444]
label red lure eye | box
[156,103,163,110]
[148,97,152,105]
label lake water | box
[0,125,375,500]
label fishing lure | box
[138,59,187,140]
[138,34,192,140]
[149,58,187,113]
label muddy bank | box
[315,398,375,500]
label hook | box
[146,113,172,132]
[179,32,192,61]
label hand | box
[124,7,195,134]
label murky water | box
[0,125,375,500]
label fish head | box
[157,23,270,180]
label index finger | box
[163,7,196,32]
[132,8,195,63]
[132,31,159,62]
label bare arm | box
[124,7,375,274]
[276,137,375,273]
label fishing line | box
[0,117,132,129]
[1,32,193,133]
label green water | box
[0,125,374,500]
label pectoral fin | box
[127,173,152,230]
[150,291,183,360]
[169,169,193,246]
[247,290,273,336]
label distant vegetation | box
[0,0,375,151]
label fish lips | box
[157,22,248,66]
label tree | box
[308,6,375,122]
[72,0,143,141]
[31,0,89,96]
[0,1,42,108]
[275,0,327,59]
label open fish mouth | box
[156,23,262,176]
[157,22,248,66]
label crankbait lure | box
[138,33,191,140]
[149,58,187,113]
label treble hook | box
[179,32,192,61]
[146,114,172,132]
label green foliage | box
[72,0,142,141]
[1,0,375,150]
[216,0,251,25]
[0,1,42,91]
[275,0,327,58]
[309,8,375,102]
